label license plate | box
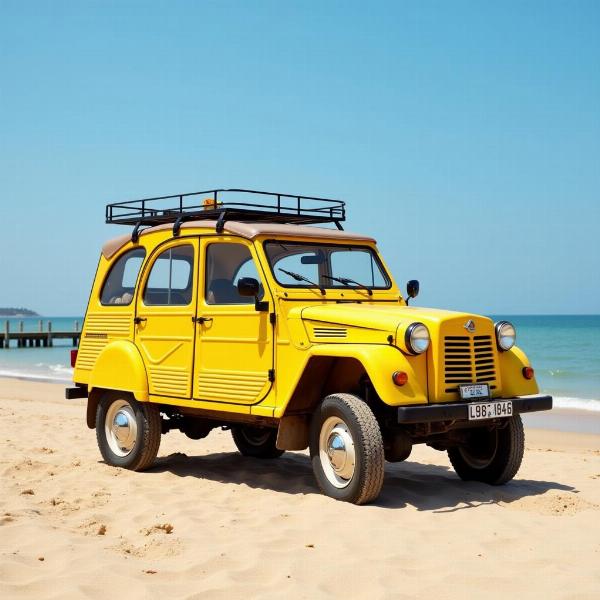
[468,400,513,421]
[459,383,490,400]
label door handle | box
[192,316,213,324]
[134,317,147,325]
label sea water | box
[1,315,598,411]
[0,317,81,382]
[500,315,600,412]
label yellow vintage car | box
[66,189,552,504]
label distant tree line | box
[0,307,39,316]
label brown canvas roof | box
[101,221,376,259]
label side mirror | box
[237,277,268,312]
[406,280,419,303]
[237,277,260,297]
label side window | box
[100,248,146,306]
[205,243,263,305]
[143,245,194,306]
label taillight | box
[522,366,534,380]
[70,349,78,368]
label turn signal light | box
[522,366,534,380]
[392,371,409,386]
[70,349,78,368]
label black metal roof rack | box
[106,188,346,239]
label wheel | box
[95,391,161,471]
[448,415,525,485]
[309,393,384,504]
[231,425,284,459]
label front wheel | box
[95,391,161,471]
[448,415,524,485]
[231,426,284,459]
[309,393,385,504]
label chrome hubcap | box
[319,417,356,488]
[105,400,137,457]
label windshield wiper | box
[322,274,373,296]
[279,268,325,295]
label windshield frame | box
[262,240,393,291]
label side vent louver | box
[313,327,348,339]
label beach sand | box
[1,379,599,600]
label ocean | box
[0,316,81,382]
[0,314,598,411]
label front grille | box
[444,335,497,392]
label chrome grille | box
[444,335,497,392]
[473,335,496,382]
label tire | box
[95,391,161,471]
[447,415,525,485]
[309,393,384,504]
[231,425,284,459]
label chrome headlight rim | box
[495,320,516,351]
[404,322,430,355]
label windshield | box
[264,241,391,291]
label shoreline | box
[0,372,73,385]
[523,408,600,435]
[0,375,599,436]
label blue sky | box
[1,1,598,315]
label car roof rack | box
[105,188,346,240]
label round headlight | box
[405,322,430,354]
[495,321,516,351]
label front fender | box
[305,344,428,409]
[89,340,149,401]
[497,346,539,397]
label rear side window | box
[143,245,194,306]
[100,248,146,306]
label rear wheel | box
[448,415,524,484]
[231,426,284,459]
[95,391,161,471]
[309,393,384,504]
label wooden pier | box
[1,320,81,349]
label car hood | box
[300,303,482,335]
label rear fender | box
[89,340,149,401]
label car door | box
[135,240,198,398]
[193,238,274,405]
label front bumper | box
[397,394,552,424]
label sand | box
[1,379,599,600]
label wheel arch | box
[275,355,366,451]
[283,355,367,416]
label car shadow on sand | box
[149,451,576,511]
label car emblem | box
[464,320,475,333]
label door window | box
[205,243,263,305]
[143,245,194,306]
